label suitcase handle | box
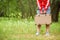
[39,13,51,16]
[39,13,46,16]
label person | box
[36,0,51,36]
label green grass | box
[0,17,60,40]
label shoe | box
[36,32,39,36]
[45,32,50,36]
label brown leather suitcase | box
[34,14,52,25]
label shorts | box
[37,7,51,14]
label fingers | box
[40,10,46,14]
[44,10,46,13]
[40,11,42,14]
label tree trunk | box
[51,0,60,22]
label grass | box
[0,17,60,40]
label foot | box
[45,32,50,36]
[36,32,39,36]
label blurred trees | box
[0,0,60,22]
[0,0,36,18]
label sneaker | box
[36,32,39,36]
[45,32,50,36]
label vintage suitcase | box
[34,14,52,25]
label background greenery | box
[0,0,60,19]
[0,0,60,40]
[0,15,60,40]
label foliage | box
[0,0,36,18]
[0,0,60,20]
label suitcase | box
[34,14,52,25]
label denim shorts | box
[37,7,51,14]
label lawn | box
[0,17,60,40]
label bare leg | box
[46,24,50,36]
[36,24,41,35]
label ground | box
[0,17,60,40]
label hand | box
[44,10,46,14]
[40,11,42,14]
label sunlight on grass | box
[0,17,60,40]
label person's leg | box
[45,6,51,36]
[46,24,50,36]
[36,25,41,35]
